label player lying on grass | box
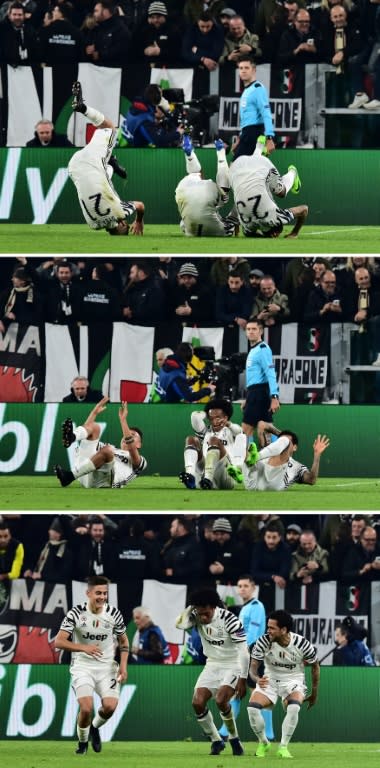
[229,135,308,239]
[54,397,147,489]
[68,81,145,236]
[227,431,330,490]
[179,398,246,490]
[175,136,239,237]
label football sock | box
[280,703,300,746]
[73,459,96,478]
[92,713,107,728]
[220,704,238,738]
[185,153,201,174]
[258,435,290,460]
[247,704,267,742]
[204,445,220,481]
[84,106,105,127]
[77,725,90,742]
[184,445,198,475]
[197,708,221,741]
[73,426,88,441]
[282,168,296,195]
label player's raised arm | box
[83,396,109,429]
[302,434,330,485]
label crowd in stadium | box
[1,512,380,588]
[1,255,380,329]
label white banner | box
[141,579,186,644]
[109,323,155,402]
[7,66,50,147]
[69,63,121,146]
[150,67,194,101]
[182,326,224,360]
[44,324,86,402]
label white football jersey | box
[243,456,308,491]
[59,601,126,667]
[112,448,147,488]
[251,632,317,679]
[229,153,293,233]
[191,411,244,462]
[179,606,247,665]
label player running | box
[229,135,308,239]
[68,81,145,236]
[54,397,147,489]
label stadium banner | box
[0,664,379,741]
[150,67,194,102]
[218,97,302,133]
[0,322,43,402]
[110,323,155,403]
[71,63,122,147]
[182,326,224,360]
[266,323,330,404]
[6,65,48,148]
[141,579,186,650]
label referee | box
[233,56,275,160]
[242,318,280,439]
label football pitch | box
[0,741,379,767]
[1,475,379,511]
[0,223,379,254]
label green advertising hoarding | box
[1,148,380,225]
[0,403,378,477]
[0,664,379,741]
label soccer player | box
[247,609,320,758]
[241,319,280,441]
[229,135,308,239]
[54,397,147,489]
[175,135,239,237]
[54,575,129,754]
[68,81,145,236]
[176,588,249,756]
[240,430,330,491]
[179,398,246,490]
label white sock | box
[220,706,238,738]
[258,435,290,460]
[92,713,107,728]
[282,168,296,195]
[247,705,268,743]
[77,725,90,742]
[197,709,220,741]
[73,426,88,441]
[73,459,96,478]
[204,446,220,481]
[281,703,300,746]
[84,106,105,127]
[184,446,198,475]
[185,153,201,174]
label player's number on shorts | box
[236,194,268,223]
[81,193,111,221]
[110,677,117,689]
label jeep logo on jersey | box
[82,632,107,641]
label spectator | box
[0,0,37,23]
[182,11,224,71]
[0,266,43,332]
[250,524,292,592]
[156,257,179,288]
[131,606,173,663]
[160,516,204,586]
[132,2,180,69]
[204,517,250,584]
[215,270,252,327]
[237,514,285,545]
[329,514,369,578]
[168,262,213,323]
[220,13,261,65]
[218,6,236,30]
[0,2,39,66]
[23,516,73,583]
[122,0,150,32]
[157,342,216,403]
[0,523,24,580]
[248,268,265,301]
[277,8,321,67]
[62,376,104,403]
[84,0,130,67]
[71,517,117,581]
[333,623,375,666]
[345,267,380,327]
[283,257,329,321]
[210,256,251,287]
[289,530,329,583]
[251,275,290,326]
[79,263,123,323]
[285,523,302,552]
[121,84,184,147]
[303,269,344,324]
[43,259,81,324]
[26,118,73,147]
[122,259,166,324]
[116,517,160,581]
[184,0,226,25]
[38,2,83,69]
[341,526,380,583]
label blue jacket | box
[334,639,376,666]
[121,99,182,148]
[158,354,212,403]
[135,623,172,664]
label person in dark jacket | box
[333,623,375,666]
[131,605,173,663]
[23,516,73,583]
[78,263,123,324]
[26,119,73,147]
[42,259,81,324]
[122,259,166,324]
[181,11,224,69]
[0,266,43,332]
[168,261,213,323]
[160,516,204,586]
[215,271,252,327]
[341,526,380,584]
[84,0,131,67]
[62,376,104,403]
[157,342,216,403]
[0,523,24,580]
[0,2,39,66]
[303,270,344,324]
[203,517,250,584]
[250,524,292,590]
[121,84,185,147]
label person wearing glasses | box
[303,270,344,324]
[341,527,380,583]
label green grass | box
[0,475,379,511]
[0,741,379,767]
[0,224,379,253]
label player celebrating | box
[229,135,308,239]
[179,398,246,490]
[68,81,145,236]
[247,609,320,758]
[54,397,147,489]
[176,588,249,756]
[175,135,239,237]
[54,575,129,754]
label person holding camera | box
[220,14,261,65]
[157,342,216,403]
[303,270,344,324]
[289,530,329,584]
[333,622,375,666]
[121,84,185,147]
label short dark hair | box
[247,318,264,331]
[238,54,256,65]
[279,430,299,446]
[176,342,193,363]
[204,398,233,420]
[237,573,255,583]
[199,11,213,22]
[189,588,224,608]
[268,609,294,631]
[143,84,162,106]
[129,426,143,441]
[87,575,110,588]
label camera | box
[192,347,246,398]
[162,89,220,146]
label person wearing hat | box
[289,529,329,583]
[175,137,239,238]
[0,265,43,333]
[218,7,237,30]
[168,263,213,322]
[158,342,216,403]
[132,1,181,72]
[179,398,246,489]
[248,268,265,301]
[23,517,73,583]
[204,517,250,584]
[285,524,302,552]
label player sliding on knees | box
[54,397,147,489]
[68,81,145,236]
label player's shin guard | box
[204,445,220,481]
[220,703,239,738]
[280,702,300,746]
[184,445,198,476]
[219,697,241,737]
[247,703,268,743]
[197,708,221,742]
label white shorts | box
[71,660,120,700]
[74,438,115,489]
[255,675,306,705]
[195,662,241,696]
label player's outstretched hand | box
[93,396,109,415]
[119,401,128,420]
[313,434,330,455]
[130,220,144,235]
